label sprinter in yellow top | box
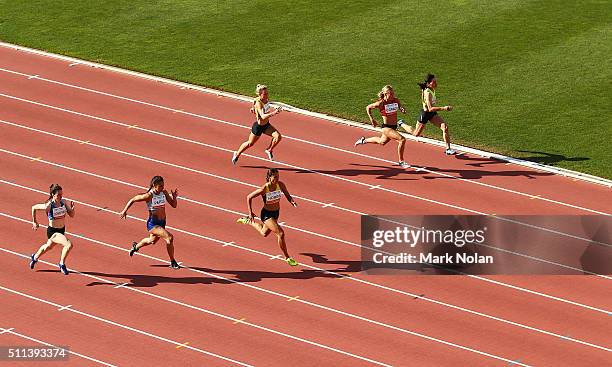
[400,74,456,155]
[237,168,298,266]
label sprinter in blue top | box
[30,184,75,275]
[120,176,180,269]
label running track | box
[0,45,610,366]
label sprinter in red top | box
[355,85,409,168]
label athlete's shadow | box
[300,253,362,273]
[454,154,512,167]
[73,270,232,288]
[517,150,589,165]
[421,165,553,180]
[242,164,417,180]
[301,252,429,273]
[189,266,339,283]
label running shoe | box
[354,137,366,146]
[445,148,457,155]
[170,260,180,269]
[236,217,250,224]
[59,264,69,275]
[397,119,405,126]
[265,149,274,161]
[129,241,138,257]
[29,254,37,269]
[399,161,410,169]
[286,257,298,266]
[231,152,239,165]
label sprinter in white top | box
[120,176,180,269]
[237,168,299,266]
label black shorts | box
[251,121,271,136]
[418,110,437,124]
[47,226,66,239]
[382,124,398,130]
[260,207,280,222]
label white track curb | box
[2,41,610,188]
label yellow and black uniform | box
[251,97,273,136]
[260,183,282,222]
[418,88,438,124]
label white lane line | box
[2,116,608,251]
[0,95,476,214]
[1,208,610,353]
[0,327,117,366]
[0,66,607,213]
[0,247,534,366]
[0,285,254,366]
[0,328,15,334]
[1,248,391,367]
[3,42,611,187]
[2,126,610,277]
[2,155,611,316]
[1,98,608,248]
[57,304,73,311]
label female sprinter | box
[236,168,298,266]
[232,84,283,164]
[30,184,75,275]
[354,85,410,168]
[119,176,180,269]
[400,74,456,155]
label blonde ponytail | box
[378,85,393,100]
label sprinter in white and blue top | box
[30,184,76,275]
[120,176,180,269]
[237,168,299,266]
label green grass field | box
[1,0,610,178]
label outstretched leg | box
[150,226,175,262]
[33,238,56,261]
[132,233,159,253]
[356,133,389,146]
[234,133,260,163]
[49,233,73,265]
[430,115,454,153]
[263,126,281,160]
[247,219,272,237]
[264,218,290,259]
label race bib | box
[265,190,282,203]
[384,103,399,114]
[52,206,66,219]
[151,193,166,207]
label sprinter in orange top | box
[355,85,410,168]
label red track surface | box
[0,45,610,366]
